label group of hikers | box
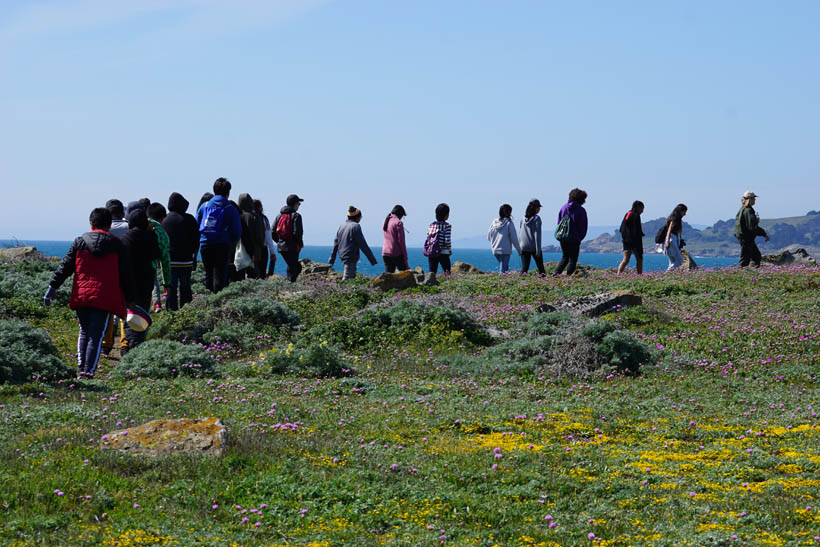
[42,176,770,379]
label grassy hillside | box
[2,259,820,545]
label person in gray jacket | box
[329,206,378,280]
[519,199,545,275]
[487,203,521,273]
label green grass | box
[1,262,819,546]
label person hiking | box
[120,207,161,353]
[382,205,409,272]
[255,199,277,277]
[329,206,378,280]
[272,194,305,282]
[519,199,545,275]
[147,203,171,311]
[617,200,645,275]
[162,192,200,310]
[488,203,521,273]
[662,203,688,271]
[195,178,242,292]
[425,203,453,275]
[44,208,135,378]
[105,199,129,239]
[735,191,770,267]
[237,193,266,280]
[554,188,589,276]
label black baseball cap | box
[286,194,304,206]
[529,198,542,208]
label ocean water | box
[3,240,738,274]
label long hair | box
[524,200,539,220]
[667,203,688,222]
[498,203,512,221]
[383,205,406,231]
[197,192,213,210]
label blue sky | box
[1,0,819,245]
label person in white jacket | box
[487,204,521,273]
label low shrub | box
[594,330,655,376]
[579,320,617,343]
[114,339,217,379]
[0,319,73,383]
[259,341,350,377]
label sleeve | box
[118,243,136,304]
[510,222,521,254]
[397,221,407,265]
[159,230,171,286]
[271,214,280,242]
[750,210,767,237]
[445,223,452,251]
[149,232,161,262]
[355,225,377,265]
[578,208,588,241]
[293,213,304,247]
[228,208,242,245]
[264,218,275,252]
[535,217,542,255]
[191,218,201,261]
[329,228,339,264]
[49,238,79,290]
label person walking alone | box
[382,205,409,272]
[329,206,378,280]
[617,201,645,275]
[519,199,545,275]
[734,191,769,267]
[273,194,305,282]
[554,189,588,276]
[488,203,521,273]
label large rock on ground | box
[762,248,817,266]
[0,246,45,262]
[101,417,227,457]
[681,250,698,270]
[537,290,642,318]
[372,270,418,291]
[417,272,440,286]
[452,261,485,274]
[299,258,333,275]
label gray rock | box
[452,261,485,274]
[419,272,440,286]
[0,246,46,262]
[100,417,227,457]
[762,248,817,266]
[372,271,418,291]
[538,291,642,318]
[681,250,698,270]
[299,258,334,275]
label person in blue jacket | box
[195,177,242,293]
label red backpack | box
[276,213,295,240]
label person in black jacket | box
[120,207,160,353]
[617,200,645,275]
[236,193,267,280]
[162,192,200,310]
[272,194,305,282]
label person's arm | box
[578,208,588,241]
[118,242,137,307]
[535,217,542,256]
[149,231,161,261]
[444,223,452,252]
[229,208,242,245]
[271,214,281,243]
[293,213,304,248]
[510,222,521,254]
[328,228,339,265]
[159,230,171,286]
[665,221,674,249]
[354,225,377,265]
[396,220,408,267]
[46,238,79,303]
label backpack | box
[275,213,295,240]
[619,211,632,241]
[199,203,227,234]
[423,223,443,258]
[654,222,669,244]
[554,214,572,242]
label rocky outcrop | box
[299,258,333,275]
[452,261,484,275]
[0,246,46,262]
[372,271,418,291]
[416,272,439,286]
[100,417,227,457]
[681,251,698,270]
[761,248,817,266]
[537,291,642,318]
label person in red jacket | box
[44,208,135,378]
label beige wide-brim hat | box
[742,191,758,199]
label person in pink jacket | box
[382,205,408,272]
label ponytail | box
[383,204,406,231]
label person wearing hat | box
[44,207,136,378]
[272,194,305,282]
[734,191,769,267]
[329,206,378,280]
[519,199,545,275]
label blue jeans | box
[75,307,110,377]
[342,261,357,280]
[495,253,511,273]
[167,266,193,311]
[666,233,683,270]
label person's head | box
[237,193,254,212]
[669,203,688,220]
[127,207,148,230]
[213,177,231,197]
[89,207,112,231]
[498,203,513,220]
[197,192,214,210]
[105,199,125,220]
[384,205,406,231]
[147,202,166,222]
[138,197,151,209]
[167,192,189,213]
[631,200,645,214]
[254,199,264,215]
[742,190,758,207]
[286,194,304,210]
[524,198,541,219]
[435,203,450,222]
[347,205,362,222]
[569,188,587,205]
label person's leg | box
[667,236,683,270]
[565,240,580,275]
[281,249,300,282]
[751,241,762,267]
[200,246,215,292]
[152,271,162,311]
[167,268,180,311]
[634,248,643,275]
[124,292,151,349]
[179,267,193,307]
[495,254,504,273]
[738,239,753,267]
[440,255,451,275]
[342,261,357,280]
[617,250,631,274]
[428,257,439,274]
[554,242,570,275]
[520,251,532,273]
[75,308,90,376]
[267,252,276,276]
[212,244,229,292]
[384,256,398,273]
[119,317,129,354]
[82,310,109,377]
[534,253,546,275]
[102,312,116,354]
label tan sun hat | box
[742,190,758,199]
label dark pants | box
[428,254,451,275]
[520,251,545,275]
[555,239,581,275]
[383,255,407,273]
[75,307,110,377]
[167,266,193,311]
[201,244,229,293]
[123,291,151,352]
[267,253,276,276]
[280,249,302,282]
[254,255,268,279]
[739,238,762,267]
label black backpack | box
[654,222,668,244]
